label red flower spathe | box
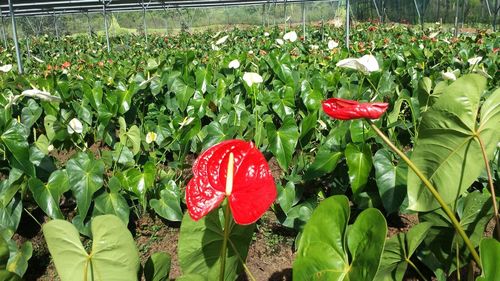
[186,140,277,225]
[322,98,389,120]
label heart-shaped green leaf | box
[43,215,139,281]
[150,180,182,222]
[267,117,299,170]
[28,170,69,219]
[0,120,35,177]
[373,149,407,214]
[408,75,500,211]
[476,238,500,281]
[178,208,254,281]
[144,252,171,281]
[294,195,387,281]
[67,152,104,219]
[345,143,373,196]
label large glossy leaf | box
[171,78,195,112]
[144,252,171,281]
[118,117,141,156]
[0,196,22,241]
[0,120,35,177]
[476,238,500,281]
[150,180,182,222]
[375,222,433,281]
[126,162,155,211]
[66,152,105,219]
[178,208,254,281]
[294,195,387,281]
[93,190,130,225]
[373,149,407,214]
[267,117,299,170]
[43,215,140,281]
[345,143,373,196]
[20,99,42,129]
[304,146,343,181]
[28,170,69,219]
[6,241,32,277]
[408,75,500,211]
[419,191,494,275]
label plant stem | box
[406,258,429,281]
[367,120,481,267]
[476,135,500,239]
[219,200,231,281]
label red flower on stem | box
[61,61,71,69]
[186,140,277,225]
[322,98,389,120]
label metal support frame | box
[454,0,460,36]
[1,13,7,49]
[8,0,22,73]
[53,11,60,39]
[413,0,423,28]
[372,0,381,22]
[86,11,92,37]
[140,0,151,44]
[302,0,306,40]
[345,0,350,50]
[161,4,169,35]
[283,0,287,32]
[102,0,111,52]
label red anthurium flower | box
[61,61,71,69]
[186,139,276,225]
[322,98,389,120]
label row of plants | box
[0,22,498,280]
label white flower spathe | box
[264,32,270,37]
[441,71,457,81]
[21,89,62,102]
[336,54,380,74]
[47,144,54,152]
[328,40,339,50]
[467,56,483,65]
[310,45,319,50]
[283,31,297,42]
[67,118,83,134]
[243,72,263,87]
[215,35,229,45]
[276,39,284,45]
[228,59,240,69]
[145,132,157,144]
[0,64,12,72]
[32,56,45,63]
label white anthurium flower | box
[179,116,195,128]
[243,72,263,87]
[419,44,424,50]
[467,56,483,65]
[276,38,284,45]
[328,40,339,50]
[429,31,439,39]
[211,44,219,51]
[215,35,229,45]
[248,50,254,55]
[0,64,12,72]
[264,32,270,37]
[441,71,457,81]
[283,31,297,42]
[336,54,380,74]
[310,45,319,50]
[67,118,83,134]
[32,56,45,63]
[47,144,54,152]
[228,59,240,69]
[145,132,157,144]
[21,89,62,102]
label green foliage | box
[43,215,140,281]
[294,195,387,281]
[144,252,171,281]
[476,238,500,281]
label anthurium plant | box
[0,22,498,280]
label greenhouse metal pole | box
[372,0,382,22]
[461,0,467,28]
[302,0,306,40]
[454,0,460,36]
[8,0,22,74]
[143,7,147,44]
[413,0,423,28]
[284,0,287,32]
[346,0,350,50]
[103,1,110,52]
[54,12,59,40]
[1,15,7,49]
[485,0,492,16]
[86,12,92,37]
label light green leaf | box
[408,74,500,211]
[150,180,182,222]
[6,241,32,277]
[373,149,407,214]
[21,99,42,129]
[171,79,195,112]
[476,239,500,281]
[93,191,130,226]
[43,215,140,281]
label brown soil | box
[386,213,419,238]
